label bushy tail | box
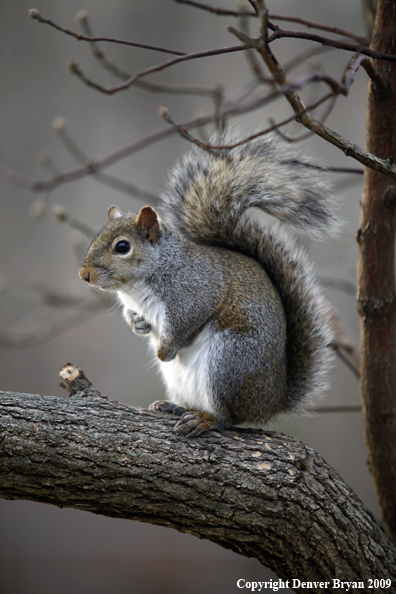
[161,133,337,409]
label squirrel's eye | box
[114,240,131,254]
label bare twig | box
[227,3,396,180]
[29,9,185,56]
[52,117,158,202]
[312,404,361,413]
[0,90,284,195]
[174,0,257,17]
[173,0,370,45]
[171,93,336,151]
[76,10,221,100]
[283,45,334,74]
[38,151,62,177]
[52,204,96,238]
[239,7,274,85]
[342,53,388,92]
[268,26,396,63]
[67,43,248,95]
[268,94,339,144]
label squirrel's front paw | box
[156,338,177,362]
[174,411,219,437]
[126,311,151,335]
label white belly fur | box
[158,326,213,413]
[118,285,213,413]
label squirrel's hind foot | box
[150,401,224,437]
[174,411,222,437]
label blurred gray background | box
[0,1,374,593]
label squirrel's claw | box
[149,400,187,416]
[174,411,218,437]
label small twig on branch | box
[239,7,274,85]
[342,53,388,93]
[283,45,334,74]
[52,117,158,202]
[160,106,218,153]
[169,92,335,151]
[38,150,62,177]
[67,43,248,95]
[76,10,221,101]
[267,26,396,63]
[312,404,361,413]
[0,82,373,199]
[0,91,283,195]
[228,2,396,181]
[29,9,185,56]
[173,0,369,45]
[268,94,338,144]
[327,305,360,379]
[174,0,257,18]
[52,204,96,238]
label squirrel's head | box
[79,205,163,291]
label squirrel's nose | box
[79,267,91,283]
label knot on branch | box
[59,362,108,399]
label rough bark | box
[1,390,396,594]
[357,0,396,539]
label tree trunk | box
[357,0,396,539]
[1,390,395,594]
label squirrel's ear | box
[136,206,160,243]
[107,205,123,220]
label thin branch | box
[0,82,367,198]
[228,6,396,180]
[52,204,96,238]
[268,26,396,63]
[334,346,361,379]
[52,117,158,202]
[76,10,221,99]
[0,91,284,195]
[173,0,370,45]
[342,53,388,92]
[268,15,369,46]
[283,45,334,74]
[239,6,274,85]
[160,106,219,153]
[312,404,361,413]
[168,93,336,151]
[67,43,248,95]
[174,0,257,17]
[268,94,339,144]
[38,150,62,177]
[29,9,185,56]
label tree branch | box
[1,383,396,589]
[228,7,396,181]
[29,9,185,56]
[173,0,369,45]
[67,43,247,95]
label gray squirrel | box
[79,133,337,437]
